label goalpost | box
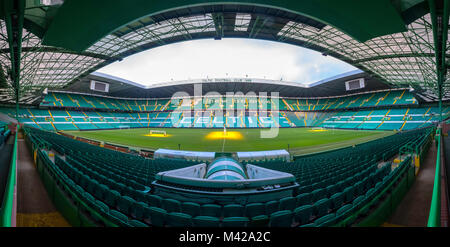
[149,129,167,136]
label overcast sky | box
[97,38,357,86]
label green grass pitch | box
[65,128,394,156]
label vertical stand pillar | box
[3,0,25,120]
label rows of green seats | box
[2,103,446,132]
[191,97,285,111]
[0,121,10,147]
[283,90,417,111]
[24,126,430,227]
[250,128,430,226]
[40,90,418,113]
[26,128,194,183]
[320,106,449,130]
[253,128,425,192]
[41,92,173,112]
[26,128,309,226]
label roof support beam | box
[0,47,116,61]
[248,15,268,38]
[353,53,440,63]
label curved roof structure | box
[0,0,448,102]
[60,70,392,99]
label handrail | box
[0,126,18,226]
[427,128,441,227]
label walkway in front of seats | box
[383,138,437,227]
[16,137,70,227]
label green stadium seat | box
[375,181,383,191]
[201,204,222,217]
[269,210,293,227]
[314,213,336,227]
[310,182,320,192]
[79,174,90,189]
[117,196,136,215]
[110,210,129,225]
[192,216,221,227]
[146,206,167,227]
[295,193,312,207]
[130,201,147,220]
[129,190,146,202]
[181,202,201,217]
[335,180,346,192]
[104,189,121,208]
[167,212,193,227]
[265,200,279,215]
[336,204,353,218]
[311,188,327,202]
[94,199,109,214]
[326,184,339,197]
[365,187,376,201]
[222,217,250,227]
[86,179,99,195]
[162,198,182,212]
[248,215,270,227]
[354,181,365,196]
[314,198,332,218]
[330,192,345,209]
[115,182,127,194]
[94,184,109,200]
[343,186,356,203]
[293,205,313,225]
[297,185,312,194]
[343,176,353,188]
[223,204,245,217]
[352,195,366,209]
[279,197,296,211]
[145,194,162,207]
[89,200,108,224]
[129,219,149,227]
[82,192,96,208]
[244,203,265,218]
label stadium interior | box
[0,0,450,229]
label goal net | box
[149,130,167,136]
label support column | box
[2,0,25,120]
[429,0,449,123]
[441,0,449,122]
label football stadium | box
[0,0,450,231]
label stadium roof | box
[0,0,449,102]
[59,70,392,99]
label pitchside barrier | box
[0,126,18,227]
